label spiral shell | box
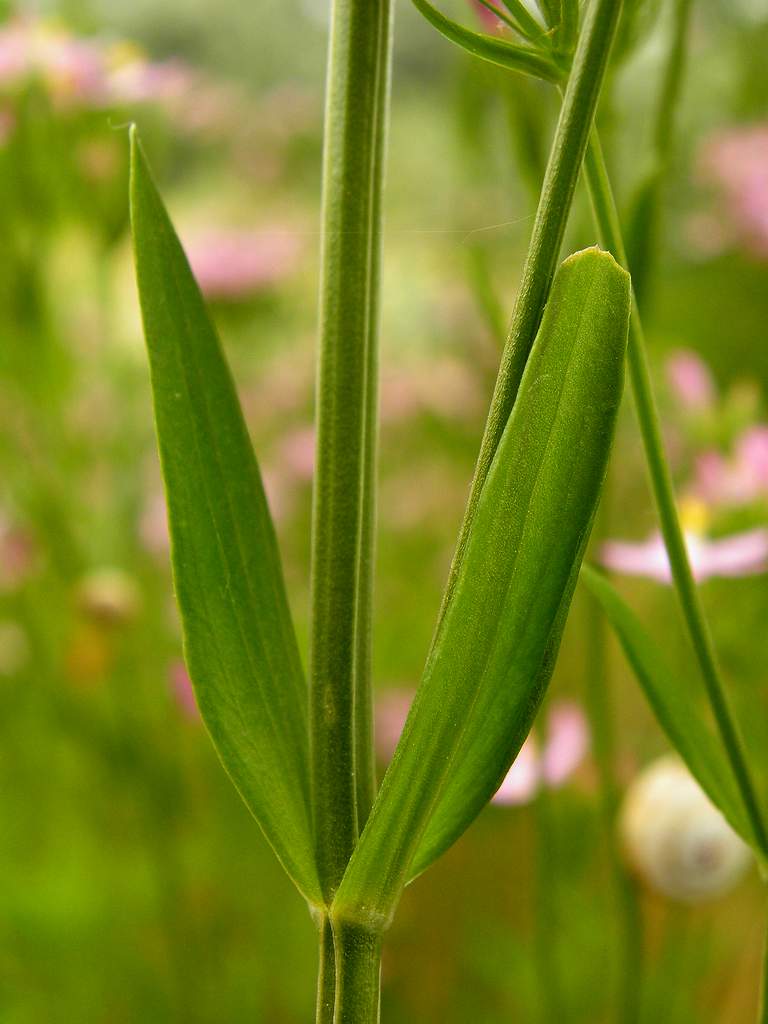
[619,755,751,903]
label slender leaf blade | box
[411,0,562,82]
[129,127,320,904]
[581,565,756,848]
[334,248,629,926]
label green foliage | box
[334,247,630,928]
[410,0,563,82]
[129,127,321,905]
[581,566,759,852]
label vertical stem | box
[310,0,394,897]
[435,0,623,630]
[354,0,394,831]
[332,919,383,1024]
[760,910,768,1024]
[584,130,768,857]
[584,575,642,1024]
[626,0,693,306]
[532,789,565,1023]
[316,912,337,1024]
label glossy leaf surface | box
[129,128,320,904]
[581,565,756,849]
[334,247,630,928]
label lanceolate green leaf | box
[410,0,562,83]
[129,127,321,905]
[581,565,757,850]
[333,248,630,929]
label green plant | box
[130,0,637,1019]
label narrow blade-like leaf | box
[581,565,756,848]
[129,127,320,904]
[411,0,563,83]
[334,247,629,928]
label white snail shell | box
[619,755,751,903]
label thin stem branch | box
[310,0,394,898]
[584,129,768,857]
[315,912,336,1024]
[626,0,693,305]
[583,566,642,1024]
[760,909,768,1024]
[434,0,624,633]
[354,0,394,832]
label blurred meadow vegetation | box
[3,0,768,1020]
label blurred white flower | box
[619,755,751,903]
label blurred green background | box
[2,0,768,1020]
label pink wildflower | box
[665,349,715,412]
[601,528,768,583]
[471,1,503,32]
[0,518,36,592]
[374,690,589,806]
[169,661,200,721]
[699,124,768,258]
[693,426,768,507]
[277,426,315,482]
[185,228,301,301]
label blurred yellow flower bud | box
[76,567,140,626]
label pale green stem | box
[332,919,383,1024]
[315,912,336,1024]
[354,0,394,832]
[584,129,768,857]
[310,0,394,901]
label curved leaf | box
[411,0,563,83]
[129,128,321,904]
[334,247,629,928]
[581,565,756,849]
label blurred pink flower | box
[185,228,301,301]
[169,661,200,721]
[693,426,768,507]
[140,491,170,556]
[375,690,588,806]
[665,349,715,412]
[0,518,36,591]
[699,124,768,258]
[380,358,482,425]
[0,18,241,139]
[277,426,315,481]
[494,701,589,805]
[0,18,110,105]
[601,528,768,583]
[471,1,503,31]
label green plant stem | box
[435,0,623,630]
[316,912,337,1024]
[532,788,565,1023]
[583,572,642,1024]
[626,0,692,305]
[584,129,768,857]
[760,910,768,1024]
[310,0,393,898]
[331,919,383,1024]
